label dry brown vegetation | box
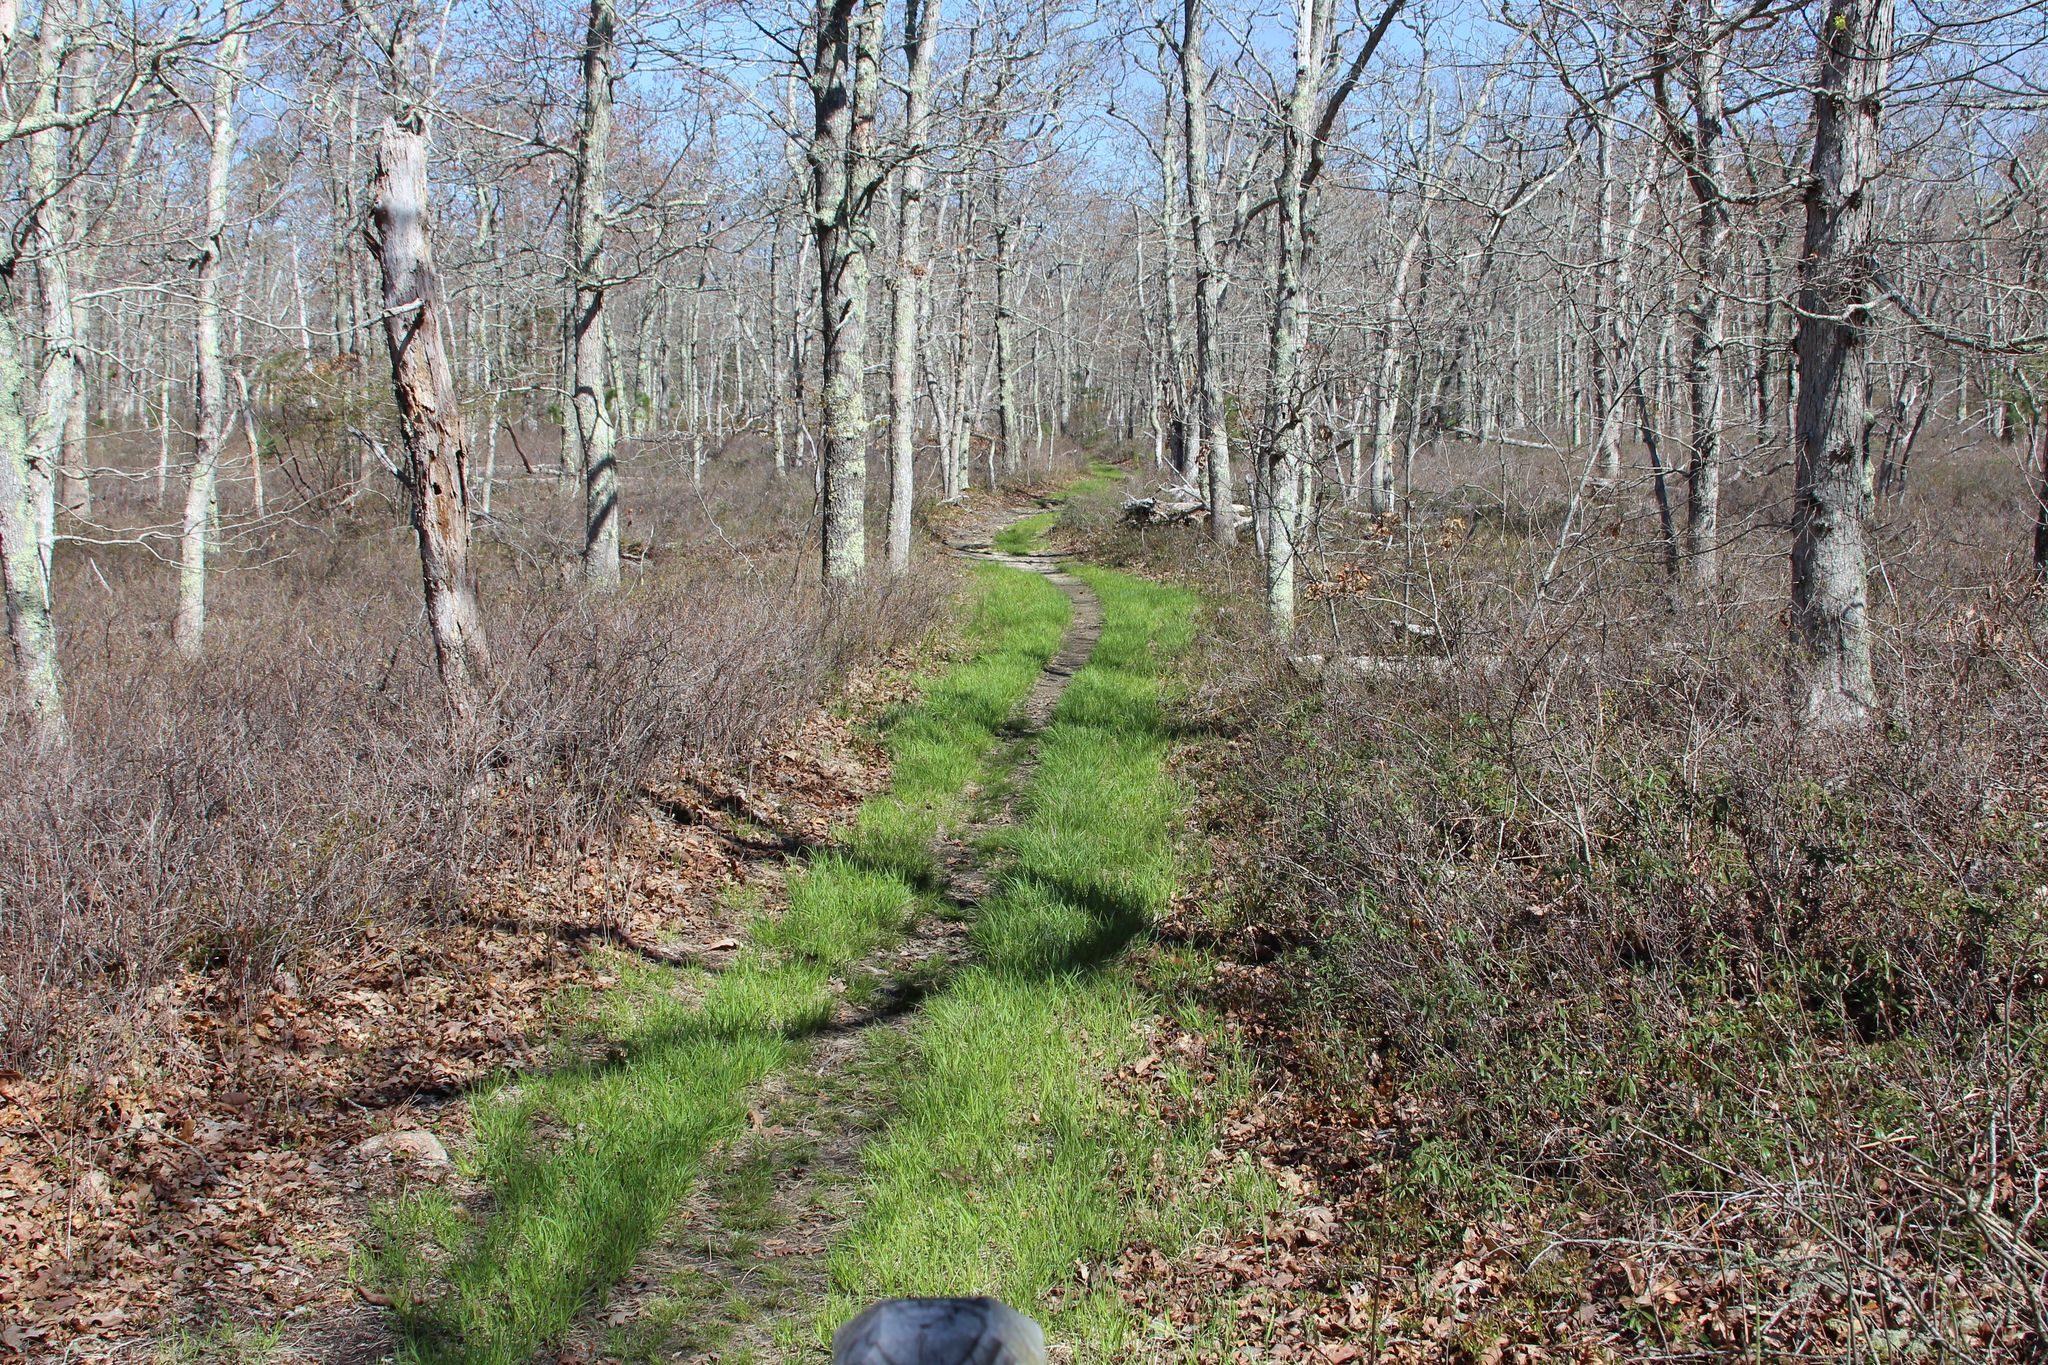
[1083,436,2048,1361]
[0,448,947,1356]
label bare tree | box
[0,0,182,740]
[811,0,884,581]
[0,298,61,745]
[1262,0,1406,634]
[1790,0,1894,727]
[1181,0,1236,541]
[173,0,246,659]
[357,4,491,706]
[572,0,620,591]
[1653,0,1741,587]
[886,0,940,573]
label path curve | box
[947,511,1105,735]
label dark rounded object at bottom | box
[832,1297,1047,1365]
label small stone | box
[355,1129,450,1166]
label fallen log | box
[1120,496,1249,527]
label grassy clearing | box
[823,565,1268,1354]
[359,564,1069,1365]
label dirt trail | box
[563,506,1102,1364]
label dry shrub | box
[1171,438,2048,1357]
[0,506,943,1070]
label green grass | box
[822,565,1270,1355]
[360,564,1070,1365]
[1066,461,1123,499]
[993,511,1058,555]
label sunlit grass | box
[360,565,1069,1365]
[994,511,1057,555]
[823,565,1270,1356]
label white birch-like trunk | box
[1262,0,1327,635]
[767,213,791,476]
[0,301,64,745]
[1182,0,1234,541]
[572,0,620,591]
[155,376,171,504]
[24,4,73,561]
[1367,220,1425,516]
[1261,0,1403,631]
[1677,0,1729,585]
[885,0,939,574]
[1591,94,1623,486]
[173,1,244,660]
[1158,104,1195,481]
[236,368,264,518]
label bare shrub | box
[0,498,943,1069]
[1172,439,2048,1357]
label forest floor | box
[15,468,1520,1365]
[344,484,1268,1365]
[4,612,920,1363]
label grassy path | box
[364,563,1071,1365]
[818,561,1256,1358]
[364,502,1254,1364]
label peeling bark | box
[572,0,620,592]
[368,118,491,705]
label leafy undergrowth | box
[362,565,1069,1365]
[1118,629,2048,1362]
[822,565,1272,1356]
[0,698,902,1364]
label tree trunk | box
[1665,0,1730,586]
[886,0,939,574]
[174,1,244,660]
[237,368,264,518]
[768,212,794,476]
[24,4,73,563]
[1790,0,1892,727]
[59,292,88,520]
[1158,98,1197,485]
[1368,220,1425,516]
[0,301,64,745]
[2031,411,2048,623]
[1591,94,1624,486]
[993,215,1022,480]
[1181,0,1235,543]
[369,118,491,705]
[812,0,882,582]
[572,0,620,591]
[1262,0,1328,635]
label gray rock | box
[832,1298,1046,1365]
[354,1129,450,1166]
